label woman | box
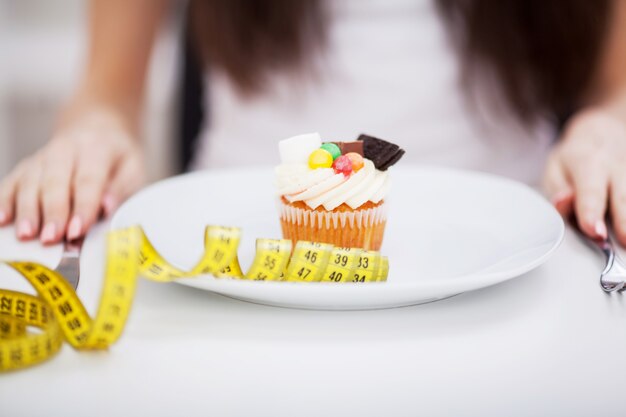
[1,0,625,245]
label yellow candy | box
[308,149,334,169]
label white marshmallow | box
[278,132,322,164]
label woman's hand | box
[0,105,145,244]
[544,107,626,243]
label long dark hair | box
[190,0,612,122]
[190,0,326,92]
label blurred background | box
[0,0,181,180]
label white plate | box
[111,166,564,310]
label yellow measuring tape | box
[0,225,388,372]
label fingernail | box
[67,216,82,240]
[594,220,608,240]
[40,223,57,244]
[0,210,7,224]
[102,194,117,218]
[17,220,33,239]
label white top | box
[192,0,553,185]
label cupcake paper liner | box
[278,200,387,250]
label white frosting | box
[276,166,334,195]
[345,170,387,209]
[286,173,345,202]
[370,174,390,203]
[276,158,389,210]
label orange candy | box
[345,152,364,172]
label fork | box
[573,224,626,293]
[53,237,84,290]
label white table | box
[1,221,625,417]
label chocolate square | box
[332,141,364,156]
[357,134,405,170]
[378,150,405,171]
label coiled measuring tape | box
[0,225,388,372]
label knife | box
[53,237,83,290]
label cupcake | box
[275,132,404,250]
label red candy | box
[332,155,353,176]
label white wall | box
[0,0,180,180]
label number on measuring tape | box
[285,241,333,282]
[319,247,357,283]
[327,271,343,282]
[192,226,242,276]
[245,238,292,281]
[347,250,382,283]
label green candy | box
[320,142,341,160]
